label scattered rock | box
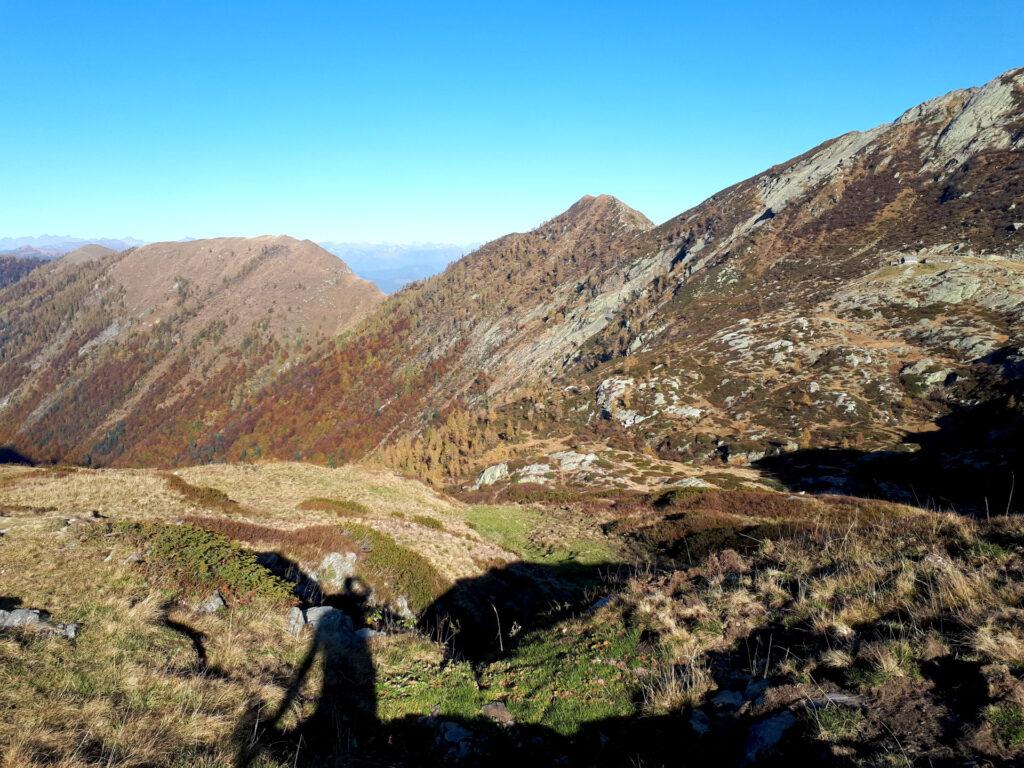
[436,720,474,758]
[0,608,80,640]
[676,477,715,490]
[286,606,306,635]
[712,689,744,709]
[0,608,43,629]
[549,450,599,472]
[393,596,415,621]
[481,701,515,725]
[690,709,712,735]
[745,710,797,762]
[355,627,379,641]
[589,595,613,611]
[288,605,358,646]
[196,591,226,614]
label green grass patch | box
[986,702,1024,749]
[117,521,294,605]
[482,619,645,735]
[803,704,863,741]
[463,505,613,565]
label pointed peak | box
[540,194,653,236]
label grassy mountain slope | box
[0,237,383,465]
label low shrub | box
[162,473,242,515]
[118,521,294,605]
[341,522,448,613]
[412,514,444,531]
[298,496,372,517]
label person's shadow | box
[233,561,618,767]
[234,577,379,767]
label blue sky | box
[1,1,1021,244]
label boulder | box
[196,591,226,614]
[316,552,358,590]
[473,463,509,489]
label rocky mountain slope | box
[173,68,1024,513]
[0,237,383,464]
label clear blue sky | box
[1,1,1021,244]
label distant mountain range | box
[0,235,145,257]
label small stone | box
[712,689,744,709]
[482,701,515,725]
[124,552,143,564]
[690,709,712,735]
[393,596,414,621]
[355,627,379,641]
[745,710,797,761]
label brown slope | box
[0,236,382,464]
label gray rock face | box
[473,463,509,489]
